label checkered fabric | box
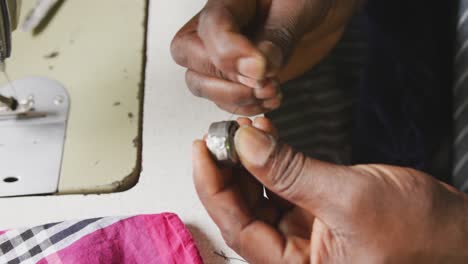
[0,217,127,264]
[0,214,203,264]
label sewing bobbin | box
[206,121,240,167]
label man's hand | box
[193,117,468,263]
[171,0,359,116]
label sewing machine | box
[0,0,147,197]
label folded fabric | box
[0,213,203,264]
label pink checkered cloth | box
[0,213,203,264]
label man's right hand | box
[171,0,360,116]
[193,117,468,263]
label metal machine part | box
[0,94,33,117]
[0,0,58,63]
[0,0,20,63]
[0,94,17,110]
[207,121,240,167]
[0,77,69,197]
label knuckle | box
[227,87,254,105]
[185,71,203,97]
[198,5,225,40]
[170,36,187,66]
[215,68,228,80]
[207,65,227,80]
[197,6,212,33]
[264,23,297,57]
[267,144,307,199]
[275,26,296,44]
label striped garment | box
[269,3,457,188]
[0,214,203,264]
[454,0,468,191]
[267,13,367,165]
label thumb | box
[234,126,357,215]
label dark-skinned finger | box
[171,14,277,89]
[254,79,281,100]
[186,70,257,106]
[193,140,235,197]
[240,118,290,220]
[239,222,310,264]
[250,118,292,212]
[252,116,279,139]
[234,126,361,219]
[216,103,266,116]
[171,15,240,81]
[237,169,264,210]
[193,140,251,238]
[216,98,281,116]
[198,1,267,80]
[253,1,326,76]
[262,95,282,110]
[278,207,314,239]
[212,118,283,225]
[192,140,285,263]
[253,199,282,226]
[236,117,252,127]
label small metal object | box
[207,121,240,167]
[0,77,69,197]
[0,0,21,64]
[0,94,34,118]
[0,93,16,110]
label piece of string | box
[213,251,247,263]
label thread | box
[213,251,247,263]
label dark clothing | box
[352,1,455,182]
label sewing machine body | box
[0,0,146,196]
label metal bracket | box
[0,77,69,197]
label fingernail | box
[262,93,282,110]
[237,56,266,80]
[258,41,283,77]
[235,126,276,167]
[254,79,277,99]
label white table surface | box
[0,0,240,263]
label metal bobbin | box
[206,121,240,167]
